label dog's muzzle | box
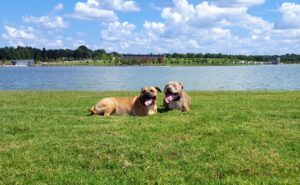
[140,92,156,106]
[165,89,181,104]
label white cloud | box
[101,21,135,41]
[143,21,166,35]
[101,0,299,54]
[276,2,300,29]
[73,0,139,21]
[162,0,194,24]
[161,1,272,30]
[74,0,118,21]
[23,16,68,29]
[91,0,300,54]
[213,0,265,7]
[98,21,140,51]
[2,26,36,40]
[54,3,64,11]
[106,0,140,11]
[2,25,67,48]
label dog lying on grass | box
[88,86,161,116]
[163,82,191,112]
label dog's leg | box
[181,104,189,112]
[103,104,115,116]
[163,100,170,111]
[92,105,109,116]
[88,106,97,115]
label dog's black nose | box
[144,92,153,99]
[166,87,172,93]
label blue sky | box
[0,0,300,54]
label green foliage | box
[0,46,119,63]
[0,91,299,184]
[1,45,300,64]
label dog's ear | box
[155,87,162,92]
[179,82,184,89]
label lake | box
[0,65,300,91]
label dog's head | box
[139,86,161,106]
[164,82,184,104]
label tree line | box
[166,53,300,63]
[0,45,120,62]
[0,45,300,63]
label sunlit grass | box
[0,91,299,184]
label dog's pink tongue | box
[165,94,174,103]
[144,99,153,106]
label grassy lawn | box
[0,91,299,184]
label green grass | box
[0,91,299,184]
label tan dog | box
[88,86,161,116]
[163,82,191,112]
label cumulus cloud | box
[73,0,139,21]
[94,0,300,54]
[162,0,194,24]
[74,0,117,21]
[101,21,135,41]
[276,2,300,29]
[22,3,68,29]
[106,0,140,11]
[213,0,265,7]
[23,16,68,29]
[2,26,36,40]
[105,0,300,54]
[2,25,67,48]
[161,1,272,30]
[98,21,139,51]
[144,21,166,35]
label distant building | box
[12,59,35,66]
[122,54,166,64]
[270,57,281,65]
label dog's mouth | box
[165,93,180,104]
[141,93,157,106]
[144,97,156,106]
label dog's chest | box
[168,101,182,110]
[147,104,157,115]
[131,104,157,116]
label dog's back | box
[89,97,136,116]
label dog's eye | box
[142,90,146,93]
[150,89,154,92]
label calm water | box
[0,65,300,91]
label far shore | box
[1,61,296,67]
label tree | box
[74,45,92,60]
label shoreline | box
[1,63,297,67]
